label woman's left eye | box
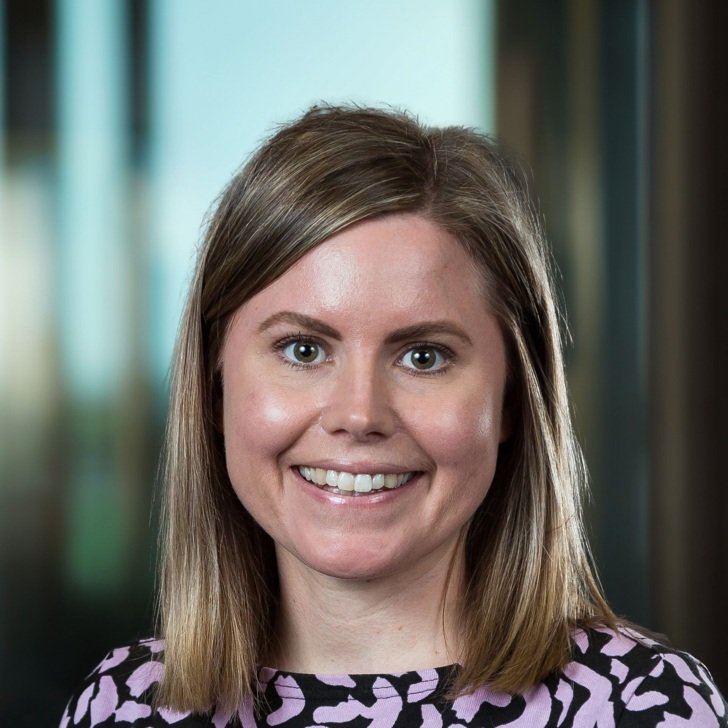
[399,346,449,373]
[280,340,327,365]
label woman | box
[61,106,726,727]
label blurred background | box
[0,0,725,724]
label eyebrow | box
[257,312,340,339]
[257,311,473,346]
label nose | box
[320,358,397,440]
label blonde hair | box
[157,105,615,712]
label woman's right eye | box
[280,340,327,366]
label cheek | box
[222,370,324,478]
[222,383,308,528]
[420,393,504,479]
[223,382,304,470]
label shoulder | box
[561,625,727,726]
[58,639,209,727]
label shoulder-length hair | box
[157,105,615,713]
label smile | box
[297,466,416,493]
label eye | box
[399,345,449,372]
[280,339,327,366]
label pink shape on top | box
[266,673,305,725]
[73,683,94,724]
[98,647,130,674]
[600,630,635,658]
[420,703,444,728]
[650,659,665,678]
[453,684,511,722]
[503,683,552,728]
[271,673,304,697]
[662,653,699,685]
[314,679,401,728]
[373,676,401,697]
[126,660,164,698]
[114,700,152,722]
[572,629,590,654]
[695,662,726,717]
[157,706,193,724]
[555,678,574,725]
[139,638,165,653]
[317,673,357,688]
[610,658,629,684]
[621,625,658,647]
[210,705,236,728]
[406,670,439,703]
[628,690,669,712]
[680,685,721,728]
[238,699,257,726]
[563,661,614,727]
[89,676,118,726]
[622,676,643,705]
[267,695,305,726]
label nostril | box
[320,379,397,439]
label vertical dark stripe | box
[597,0,650,623]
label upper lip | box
[293,461,421,475]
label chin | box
[313,560,394,582]
[287,540,404,582]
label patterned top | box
[60,627,727,727]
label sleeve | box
[58,643,174,727]
[616,649,728,727]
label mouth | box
[296,466,419,495]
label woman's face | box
[221,213,509,582]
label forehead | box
[239,213,491,328]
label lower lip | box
[292,468,422,506]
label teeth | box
[338,472,355,491]
[354,474,372,493]
[384,474,398,489]
[297,467,415,493]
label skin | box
[221,213,509,672]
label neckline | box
[257,664,458,701]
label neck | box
[268,542,465,675]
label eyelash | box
[272,335,329,370]
[272,335,456,376]
[397,342,455,376]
